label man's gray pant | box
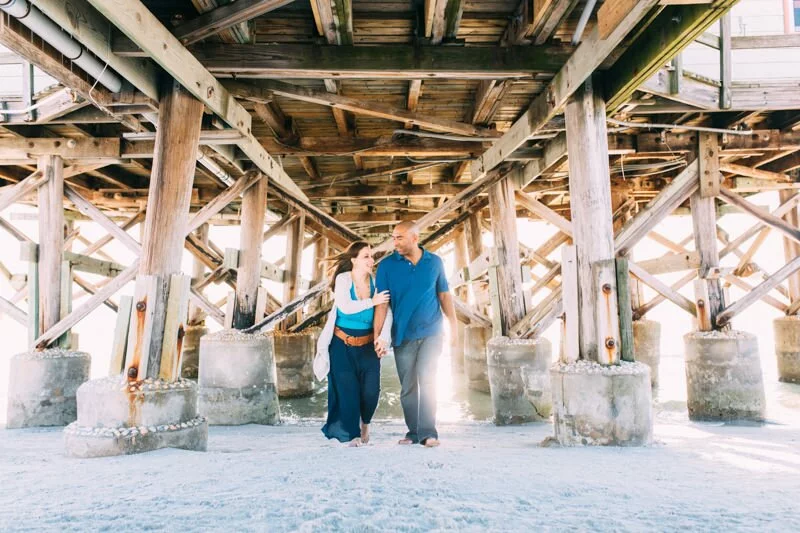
[393,335,442,444]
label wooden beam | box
[306,183,466,199]
[717,254,800,326]
[471,0,658,180]
[514,190,573,236]
[0,138,121,161]
[33,262,139,350]
[720,163,790,183]
[188,170,264,234]
[87,0,306,200]
[614,161,699,255]
[731,33,800,49]
[718,187,800,248]
[186,43,572,79]
[628,261,697,317]
[0,170,45,213]
[269,180,361,245]
[174,0,295,45]
[226,79,499,138]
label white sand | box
[1,413,799,532]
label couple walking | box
[314,221,457,448]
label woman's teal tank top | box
[335,275,375,330]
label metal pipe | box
[571,0,598,45]
[607,117,753,135]
[0,0,122,93]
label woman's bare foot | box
[348,438,362,447]
[422,438,440,448]
[360,423,370,444]
[397,438,414,445]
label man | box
[374,221,458,448]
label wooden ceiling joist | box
[185,43,572,79]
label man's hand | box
[374,338,389,358]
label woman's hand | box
[372,290,390,306]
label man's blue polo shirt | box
[376,247,449,347]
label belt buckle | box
[345,334,354,346]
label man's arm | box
[373,303,389,339]
[438,291,458,344]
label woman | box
[316,242,392,447]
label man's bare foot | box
[348,438,362,447]
[360,423,370,444]
[397,438,414,445]
[422,438,440,448]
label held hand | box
[374,338,388,358]
[372,290,390,306]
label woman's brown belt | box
[334,327,374,347]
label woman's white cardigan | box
[313,271,393,381]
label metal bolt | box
[605,337,616,349]
[127,367,138,379]
[136,301,146,312]
[697,299,706,307]
[602,283,612,294]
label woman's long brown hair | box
[327,241,370,290]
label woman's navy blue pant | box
[322,326,381,443]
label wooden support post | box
[21,242,39,345]
[690,190,726,330]
[36,155,64,347]
[453,224,469,302]
[669,54,682,95]
[564,79,619,364]
[126,80,204,381]
[188,224,208,325]
[779,189,800,308]
[487,176,525,335]
[465,211,489,314]
[561,245,579,363]
[310,236,330,312]
[698,132,721,198]
[615,257,634,362]
[232,177,267,329]
[719,13,732,110]
[110,296,133,375]
[283,212,306,328]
